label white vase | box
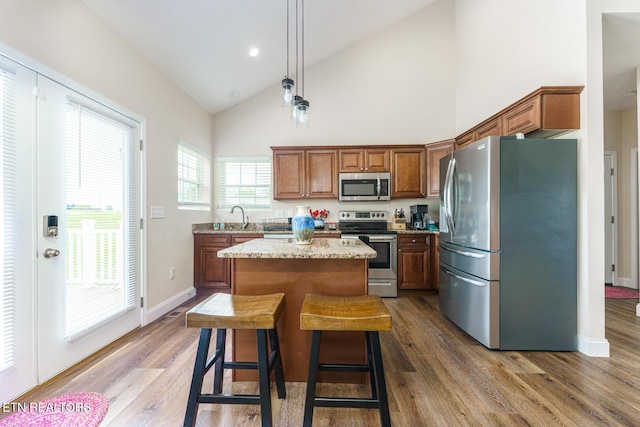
[314,219,324,229]
[291,205,314,245]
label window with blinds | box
[64,101,138,340]
[217,158,271,209]
[0,65,17,371]
[178,143,210,210]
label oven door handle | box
[367,235,397,242]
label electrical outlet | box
[169,267,175,280]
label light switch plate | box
[150,206,165,219]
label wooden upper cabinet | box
[306,149,338,199]
[338,148,390,172]
[391,147,426,199]
[272,147,337,200]
[455,130,475,149]
[273,149,305,200]
[425,139,454,198]
[455,86,583,147]
[476,116,502,140]
[502,95,540,135]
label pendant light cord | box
[285,0,290,78]
[295,0,299,97]
[301,0,304,99]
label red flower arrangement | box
[310,208,330,220]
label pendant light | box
[282,0,310,128]
[281,0,294,106]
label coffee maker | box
[410,205,428,230]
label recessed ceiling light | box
[249,48,260,57]
[229,89,240,98]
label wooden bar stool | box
[300,293,392,427]
[184,293,286,427]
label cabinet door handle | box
[412,239,416,243]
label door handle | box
[43,248,60,258]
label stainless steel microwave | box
[338,172,391,201]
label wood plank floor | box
[2,294,640,426]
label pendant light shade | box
[281,77,294,105]
[295,98,310,128]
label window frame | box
[177,141,211,210]
[216,157,272,210]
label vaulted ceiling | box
[81,1,638,115]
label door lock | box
[43,248,60,258]
[43,215,58,237]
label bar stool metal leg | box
[369,331,391,427]
[269,328,286,399]
[256,329,273,427]
[303,330,322,427]
[213,329,226,395]
[366,332,378,400]
[184,328,212,427]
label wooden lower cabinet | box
[193,233,262,293]
[397,234,432,290]
[430,234,439,290]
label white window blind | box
[217,158,271,209]
[178,143,210,210]
[0,66,17,371]
[64,100,138,340]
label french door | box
[36,76,142,382]
[0,52,142,402]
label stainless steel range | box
[339,210,397,297]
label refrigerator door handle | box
[440,243,486,259]
[444,158,456,235]
[440,265,486,287]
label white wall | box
[454,0,587,134]
[0,0,213,312]
[211,0,455,225]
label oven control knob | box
[380,212,385,218]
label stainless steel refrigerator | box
[438,136,577,350]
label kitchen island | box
[217,237,377,382]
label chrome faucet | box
[230,205,248,229]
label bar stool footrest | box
[199,393,262,406]
[317,363,371,373]
[315,397,381,409]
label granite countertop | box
[217,237,377,259]
[193,222,438,235]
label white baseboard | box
[143,286,197,325]
[577,335,610,357]
[636,303,640,317]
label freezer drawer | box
[439,263,499,349]
[439,241,499,281]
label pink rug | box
[605,286,640,299]
[0,392,108,427]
